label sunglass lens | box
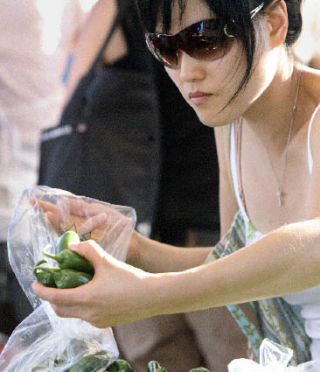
[146,19,235,69]
[185,38,232,61]
[148,36,179,68]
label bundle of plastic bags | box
[228,339,320,372]
[0,186,137,371]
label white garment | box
[293,0,320,65]
[229,104,320,360]
[0,0,93,240]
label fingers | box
[33,197,131,233]
[77,213,108,238]
[69,240,110,271]
[59,199,110,218]
[32,281,86,320]
[61,199,130,224]
[31,199,57,214]
[33,284,107,327]
[32,281,84,306]
[46,211,61,231]
[31,199,63,231]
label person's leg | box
[114,314,204,372]
[184,229,249,372]
[114,224,206,371]
[185,308,248,372]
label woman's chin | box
[196,111,231,128]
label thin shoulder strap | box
[307,104,320,174]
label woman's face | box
[160,0,279,127]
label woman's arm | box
[33,218,320,328]
[129,232,212,273]
[34,198,212,274]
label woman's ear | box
[265,0,288,48]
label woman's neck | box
[242,60,301,156]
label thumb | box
[69,240,109,271]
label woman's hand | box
[32,198,138,260]
[32,240,156,328]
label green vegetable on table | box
[106,359,136,372]
[147,361,168,372]
[68,351,113,372]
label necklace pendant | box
[276,189,283,207]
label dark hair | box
[137,0,302,103]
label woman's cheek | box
[164,68,183,92]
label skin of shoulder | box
[63,0,126,104]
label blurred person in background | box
[0,0,96,346]
[293,0,320,69]
[58,0,247,370]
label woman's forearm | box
[32,218,320,329]
[148,219,320,316]
[128,232,212,273]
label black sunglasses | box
[145,2,267,69]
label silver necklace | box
[266,69,302,207]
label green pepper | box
[68,351,112,372]
[43,248,94,274]
[52,268,92,289]
[189,368,211,372]
[106,359,136,372]
[56,230,80,254]
[33,261,60,287]
[147,361,168,372]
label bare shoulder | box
[90,0,117,20]
[79,0,117,48]
[63,0,118,102]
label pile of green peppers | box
[34,230,94,289]
[30,338,133,372]
[31,339,211,372]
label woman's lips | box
[189,91,213,105]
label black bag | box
[38,0,160,226]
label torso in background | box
[0,0,92,240]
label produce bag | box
[228,339,320,372]
[0,185,137,371]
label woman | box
[54,0,246,370]
[33,0,320,364]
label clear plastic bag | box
[0,185,137,372]
[228,339,320,372]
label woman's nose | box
[178,51,206,82]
